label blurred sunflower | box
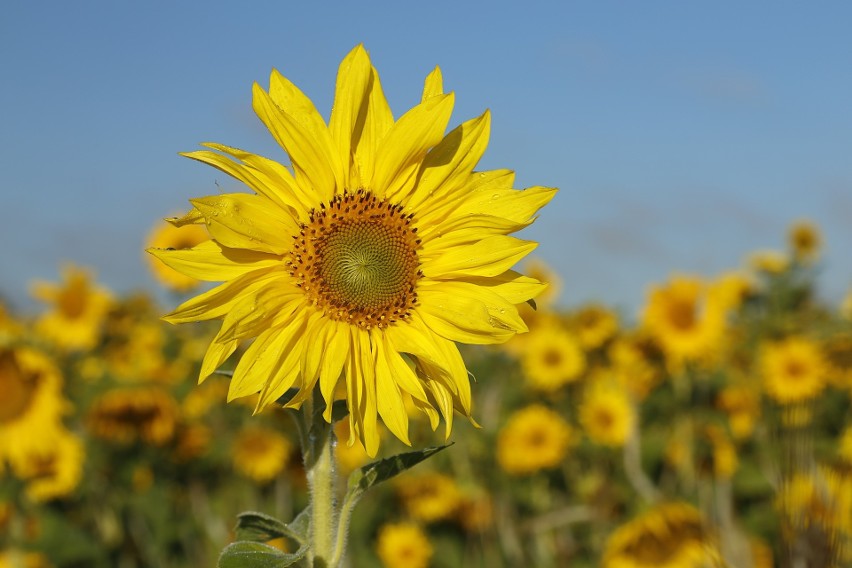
[31,265,113,351]
[375,522,433,568]
[641,275,726,365]
[747,249,789,275]
[150,45,555,455]
[787,219,821,264]
[578,381,635,447]
[86,387,178,445]
[14,429,84,502]
[707,271,752,312]
[716,385,761,440]
[0,347,67,469]
[571,303,619,350]
[521,323,586,391]
[496,404,573,475]
[146,219,209,292]
[602,502,713,568]
[396,472,462,523]
[231,425,293,483]
[0,551,52,568]
[760,337,826,404]
[608,335,661,401]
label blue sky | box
[2,2,851,317]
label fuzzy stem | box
[304,392,337,568]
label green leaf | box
[218,541,308,568]
[235,507,312,546]
[346,444,451,502]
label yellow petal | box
[418,214,529,253]
[351,65,394,191]
[374,332,411,445]
[422,236,537,279]
[461,270,549,304]
[253,83,338,202]
[380,334,429,403]
[268,69,344,202]
[374,93,454,200]
[329,45,372,190]
[417,281,527,345]
[405,111,490,212]
[165,207,206,227]
[186,144,315,217]
[148,240,281,282]
[191,194,296,254]
[319,321,350,421]
[163,268,282,324]
[199,328,238,382]
[455,185,558,224]
[421,66,443,102]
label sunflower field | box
[2,218,851,567]
[3,47,852,568]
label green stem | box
[304,391,337,568]
[330,491,357,567]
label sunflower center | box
[0,351,39,423]
[289,189,421,329]
[667,300,697,331]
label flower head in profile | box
[149,45,556,455]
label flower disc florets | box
[289,189,422,330]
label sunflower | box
[571,303,619,350]
[747,249,789,275]
[608,334,661,401]
[578,381,635,447]
[231,425,293,483]
[146,219,209,291]
[788,219,821,264]
[520,323,586,391]
[86,387,178,445]
[396,472,462,523]
[716,385,760,440]
[13,429,84,502]
[31,265,113,351]
[0,551,52,568]
[602,502,713,568]
[641,275,728,367]
[496,404,573,475]
[0,347,67,470]
[149,45,555,456]
[375,522,433,568]
[760,337,826,404]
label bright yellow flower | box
[13,429,84,502]
[602,503,713,568]
[716,385,761,440]
[521,323,586,391]
[232,426,293,483]
[579,381,635,447]
[0,347,67,470]
[608,334,661,401]
[707,271,752,312]
[760,337,826,404]
[571,303,619,350]
[396,472,462,523]
[86,387,178,445]
[146,218,209,291]
[748,249,789,275]
[31,265,113,351]
[149,45,555,456]
[496,404,573,475]
[641,275,726,365]
[788,219,821,264]
[375,522,433,568]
